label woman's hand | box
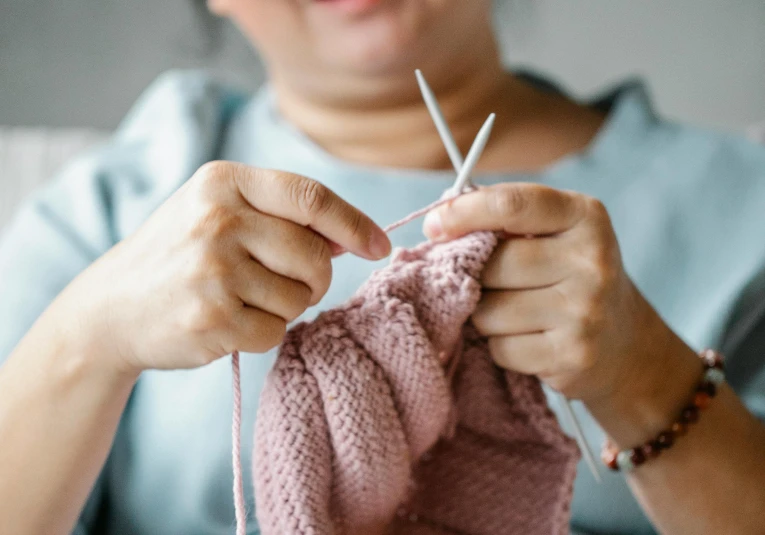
[58,161,391,375]
[423,182,683,408]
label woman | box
[1,1,764,533]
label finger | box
[234,167,391,260]
[472,288,564,336]
[229,307,288,355]
[488,332,557,376]
[234,259,313,321]
[482,235,570,290]
[239,212,333,305]
[423,183,585,240]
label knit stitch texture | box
[253,231,580,535]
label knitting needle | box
[559,395,601,482]
[415,69,465,174]
[415,70,602,482]
[380,113,496,234]
[450,113,495,195]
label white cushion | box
[0,127,108,230]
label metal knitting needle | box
[415,70,601,482]
[415,69,464,174]
[450,113,495,195]
[559,396,601,482]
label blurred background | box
[1,0,764,226]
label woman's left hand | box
[423,182,677,406]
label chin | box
[309,0,438,75]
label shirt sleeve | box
[0,69,242,534]
[0,150,118,533]
[720,263,765,422]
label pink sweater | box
[253,231,580,534]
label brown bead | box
[702,349,724,369]
[630,447,646,466]
[694,391,711,409]
[642,442,660,459]
[681,405,699,424]
[601,448,619,471]
[698,381,717,397]
[671,421,688,436]
[656,431,675,449]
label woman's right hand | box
[57,161,391,374]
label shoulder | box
[116,69,248,143]
[107,69,250,181]
[644,120,765,230]
[69,69,249,185]
[33,70,251,245]
[579,86,765,356]
[587,81,765,225]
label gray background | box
[1,0,764,132]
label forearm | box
[588,330,765,535]
[0,302,138,535]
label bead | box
[704,367,725,386]
[698,381,717,397]
[680,405,699,424]
[656,431,675,449]
[630,447,646,466]
[616,450,635,472]
[642,442,660,459]
[693,391,711,409]
[601,447,619,471]
[671,421,688,436]
[599,349,726,473]
[701,349,724,369]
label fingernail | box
[423,211,443,240]
[369,231,391,259]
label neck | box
[269,30,525,170]
[267,30,605,172]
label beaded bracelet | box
[601,349,725,472]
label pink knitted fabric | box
[253,231,580,535]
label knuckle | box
[584,196,609,220]
[307,232,332,266]
[487,338,511,369]
[493,186,527,220]
[197,204,242,240]
[182,297,225,335]
[310,261,333,304]
[568,340,597,372]
[581,244,619,289]
[194,161,231,191]
[470,305,491,335]
[256,317,287,352]
[286,283,313,321]
[568,291,604,333]
[301,235,332,302]
[344,209,366,241]
[289,177,331,218]
[193,247,231,282]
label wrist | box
[41,293,143,387]
[586,324,703,448]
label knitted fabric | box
[253,231,580,535]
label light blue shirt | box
[2,71,765,535]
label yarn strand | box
[229,194,467,535]
[382,195,458,234]
[232,351,247,535]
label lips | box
[313,0,385,16]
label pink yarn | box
[231,351,246,535]
[381,194,458,234]
[249,231,580,534]
[229,193,464,533]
